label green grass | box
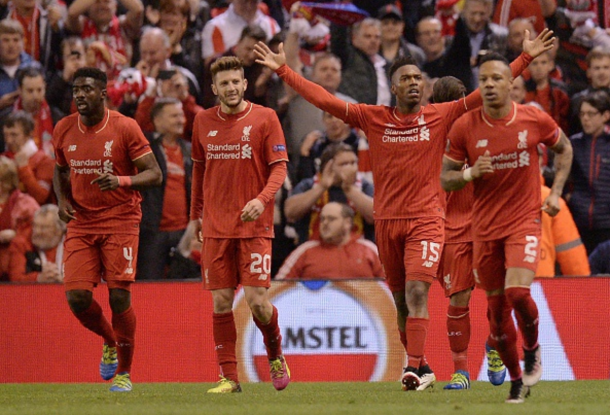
[1,381,609,415]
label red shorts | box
[376,217,444,293]
[201,237,272,290]
[63,233,139,292]
[473,230,541,292]
[437,241,475,297]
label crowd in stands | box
[0,0,609,282]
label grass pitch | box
[1,381,609,415]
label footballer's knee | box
[109,289,131,314]
[449,288,472,307]
[66,290,93,314]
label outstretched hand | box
[522,28,555,59]
[254,41,286,71]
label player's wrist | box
[117,176,132,188]
[463,168,474,182]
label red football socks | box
[253,306,283,360]
[112,306,136,374]
[406,317,429,369]
[505,286,539,350]
[73,300,115,347]
[398,329,407,352]
[487,294,521,380]
[447,305,470,373]
[213,312,239,382]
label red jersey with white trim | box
[276,55,533,219]
[53,109,152,235]
[191,102,288,238]
[444,182,474,243]
[446,103,560,240]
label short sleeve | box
[52,122,67,167]
[536,110,561,148]
[124,118,152,160]
[445,115,469,163]
[262,110,289,165]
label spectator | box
[285,143,374,244]
[452,0,508,89]
[134,26,202,105]
[493,0,555,35]
[134,64,202,141]
[297,111,360,182]
[415,16,446,66]
[8,203,65,282]
[0,0,64,74]
[281,50,356,177]
[435,0,460,40]
[1,66,58,157]
[276,202,384,280]
[2,111,54,204]
[537,142,590,277]
[0,19,39,114]
[510,75,527,103]
[45,37,88,120]
[203,24,269,108]
[0,155,39,280]
[506,18,537,62]
[66,0,144,79]
[567,90,610,254]
[331,17,391,106]
[569,47,610,135]
[137,97,192,280]
[201,0,280,61]
[588,239,610,274]
[525,51,570,133]
[165,217,201,279]
[155,0,203,80]
[377,5,426,72]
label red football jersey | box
[191,102,288,238]
[446,103,560,240]
[444,182,474,243]
[53,109,152,235]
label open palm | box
[522,28,556,59]
[254,41,286,71]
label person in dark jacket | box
[137,97,193,280]
[567,90,610,254]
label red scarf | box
[10,6,40,60]
[13,97,54,158]
[309,173,365,240]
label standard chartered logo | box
[241,144,252,159]
[518,151,530,167]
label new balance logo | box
[68,145,77,152]
[523,255,536,263]
[476,139,488,148]
[207,130,218,137]
[258,274,269,281]
[241,144,252,159]
[422,261,434,268]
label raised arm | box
[463,29,555,110]
[254,42,354,124]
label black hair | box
[389,55,420,80]
[73,67,108,88]
[581,90,610,114]
[478,52,510,67]
[16,66,43,87]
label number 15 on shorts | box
[421,241,440,268]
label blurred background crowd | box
[0,0,609,283]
